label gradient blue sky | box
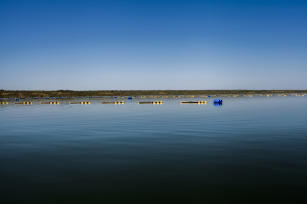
[1,0,307,90]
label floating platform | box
[0,101,9,105]
[138,101,163,104]
[214,99,223,104]
[69,101,91,104]
[15,102,32,105]
[101,101,125,104]
[180,101,207,104]
[40,101,60,104]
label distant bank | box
[1,90,306,99]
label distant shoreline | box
[1,90,306,99]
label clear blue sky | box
[1,0,307,90]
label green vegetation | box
[1,89,306,98]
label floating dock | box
[0,101,9,105]
[180,101,207,104]
[40,101,60,104]
[138,101,163,104]
[15,102,32,105]
[69,101,91,104]
[101,101,125,104]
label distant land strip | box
[1,90,307,98]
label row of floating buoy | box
[138,101,163,104]
[14,101,33,105]
[69,101,91,104]
[5,94,306,101]
[102,101,125,104]
[180,101,207,104]
[40,101,60,104]
[1,100,223,105]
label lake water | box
[1,97,307,203]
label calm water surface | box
[1,97,307,203]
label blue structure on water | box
[214,99,222,103]
[213,99,223,106]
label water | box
[1,97,307,203]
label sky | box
[1,0,307,90]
